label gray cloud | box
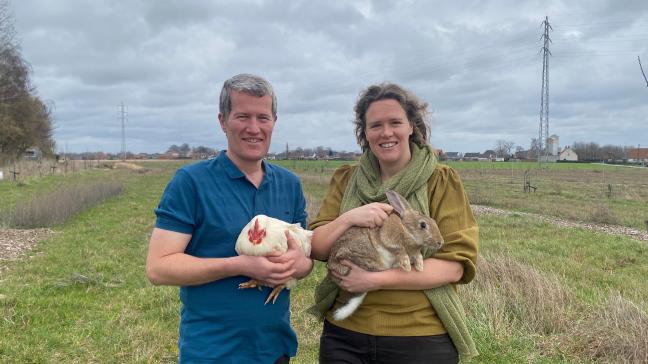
[8,0,648,154]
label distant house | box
[463,152,482,161]
[23,147,43,160]
[627,148,648,163]
[444,152,461,161]
[559,146,578,161]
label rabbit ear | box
[386,190,412,217]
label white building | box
[546,135,560,156]
[559,146,578,161]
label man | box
[146,74,313,363]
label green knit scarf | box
[307,143,478,360]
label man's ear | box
[218,113,226,131]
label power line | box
[639,56,648,87]
[119,102,127,161]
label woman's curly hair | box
[354,83,430,151]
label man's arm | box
[146,228,297,286]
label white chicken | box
[235,214,312,304]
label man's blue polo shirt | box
[154,151,307,363]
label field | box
[1,159,647,363]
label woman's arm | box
[310,202,393,261]
[330,258,463,293]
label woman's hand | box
[341,202,393,229]
[329,260,381,293]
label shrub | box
[589,204,619,225]
[8,181,123,228]
[467,189,492,205]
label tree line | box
[493,138,640,162]
[0,0,54,164]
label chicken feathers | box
[235,214,312,304]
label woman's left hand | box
[330,260,381,293]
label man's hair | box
[353,83,430,151]
[219,74,277,120]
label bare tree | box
[528,138,540,159]
[0,0,16,50]
[494,139,515,159]
[0,0,55,162]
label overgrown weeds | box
[6,181,123,228]
[461,254,571,337]
[467,189,493,205]
[588,204,619,225]
[564,292,648,363]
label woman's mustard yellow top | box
[309,164,479,336]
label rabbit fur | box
[327,190,444,321]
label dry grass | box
[305,194,322,220]
[564,292,648,364]
[467,189,494,205]
[112,162,144,171]
[6,181,123,228]
[588,204,619,225]
[461,254,571,337]
[0,159,99,180]
[461,253,648,363]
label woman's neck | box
[379,158,411,182]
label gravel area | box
[0,228,54,273]
[472,205,648,242]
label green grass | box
[1,160,647,363]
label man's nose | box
[246,118,261,133]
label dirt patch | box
[0,228,54,273]
[113,162,144,170]
[472,205,648,242]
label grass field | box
[1,159,646,363]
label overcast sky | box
[9,0,648,154]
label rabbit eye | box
[419,221,428,229]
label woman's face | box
[364,99,413,173]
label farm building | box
[23,147,43,160]
[627,148,648,163]
[463,152,482,161]
[559,146,578,161]
[444,152,462,161]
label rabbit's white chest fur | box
[374,242,397,268]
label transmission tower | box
[119,102,127,161]
[538,16,552,163]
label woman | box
[309,83,479,363]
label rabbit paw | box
[413,254,424,271]
[398,255,412,271]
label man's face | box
[219,91,275,167]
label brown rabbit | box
[327,189,444,321]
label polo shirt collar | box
[218,151,274,185]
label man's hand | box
[238,254,296,286]
[267,230,313,279]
